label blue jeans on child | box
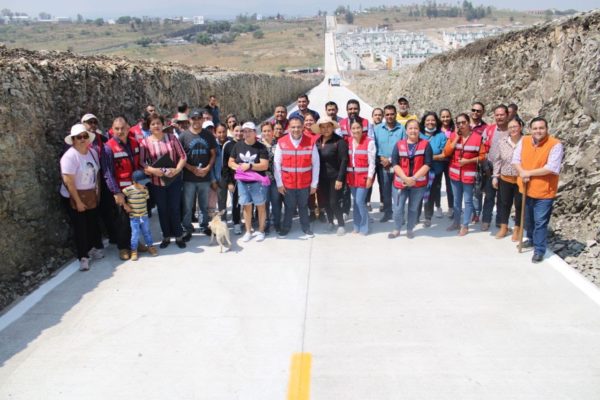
[130,215,153,251]
[351,187,369,234]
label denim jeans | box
[481,174,498,224]
[130,215,153,251]
[376,163,394,216]
[149,176,183,239]
[282,187,310,232]
[442,161,454,209]
[424,172,443,220]
[351,187,369,234]
[392,186,427,232]
[525,197,554,256]
[266,181,282,230]
[182,180,211,233]
[451,180,474,227]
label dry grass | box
[0,18,325,73]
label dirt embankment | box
[349,10,600,284]
[0,46,320,311]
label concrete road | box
[1,16,600,400]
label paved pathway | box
[1,15,600,400]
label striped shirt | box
[139,133,186,186]
[123,185,149,217]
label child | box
[123,171,158,261]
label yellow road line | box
[287,352,312,400]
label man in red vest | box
[102,117,144,260]
[274,116,320,239]
[513,117,564,263]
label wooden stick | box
[518,181,528,253]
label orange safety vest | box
[107,137,141,189]
[517,135,560,199]
[448,132,482,184]
[393,139,429,189]
[279,134,314,190]
[346,136,371,188]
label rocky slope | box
[0,46,319,310]
[349,10,600,283]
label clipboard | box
[151,153,179,186]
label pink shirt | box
[140,133,186,186]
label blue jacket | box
[420,132,447,174]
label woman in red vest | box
[442,113,486,236]
[347,119,376,235]
[388,119,433,239]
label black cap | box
[189,109,203,119]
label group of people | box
[59,93,563,271]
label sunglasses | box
[456,120,469,125]
[471,109,483,113]
[74,133,90,140]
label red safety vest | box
[346,136,371,188]
[129,123,145,143]
[279,134,314,190]
[448,132,482,184]
[393,139,429,189]
[339,117,369,138]
[481,124,497,154]
[107,137,141,189]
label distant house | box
[193,16,204,25]
[55,17,72,23]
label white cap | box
[241,121,256,131]
[202,120,215,129]
[65,123,96,145]
[81,113,98,123]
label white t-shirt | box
[60,147,99,197]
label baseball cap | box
[189,109,203,119]
[241,122,257,131]
[202,121,215,129]
[132,170,151,185]
[175,113,189,122]
[81,113,98,123]
[397,96,410,103]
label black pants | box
[498,178,523,226]
[114,205,132,250]
[218,181,240,224]
[481,174,499,224]
[442,161,454,209]
[424,172,443,220]
[63,197,103,260]
[316,178,345,227]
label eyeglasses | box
[85,120,98,124]
[74,133,90,140]
[456,120,469,126]
[471,109,483,113]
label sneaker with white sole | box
[435,207,444,218]
[241,231,252,242]
[234,224,242,235]
[88,248,104,260]
[79,257,90,271]
[255,232,265,242]
[300,230,315,239]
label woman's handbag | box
[70,189,98,210]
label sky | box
[2,0,598,19]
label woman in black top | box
[312,117,348,235]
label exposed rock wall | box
[0,46,319,309]
[349,10,600,282]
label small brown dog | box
[208,211,232,252]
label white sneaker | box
[255,232,265,242]
[336,226,346,236]
[79,257,90,271]
[435,207,444,218]
[241,232,252,242]
[88,248,104,260]
[234,224,242,235]
[299,230,315,239]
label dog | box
[208,211,232,252]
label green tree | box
[253,29,264,39]
[196,32,214,45]
[136,37,152,47]
[335,6,347,15]
[76,14,83,23]
[38,12,51,20]
[116,16,131,24]
[345,11,354,24]
[94,18,104,26]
